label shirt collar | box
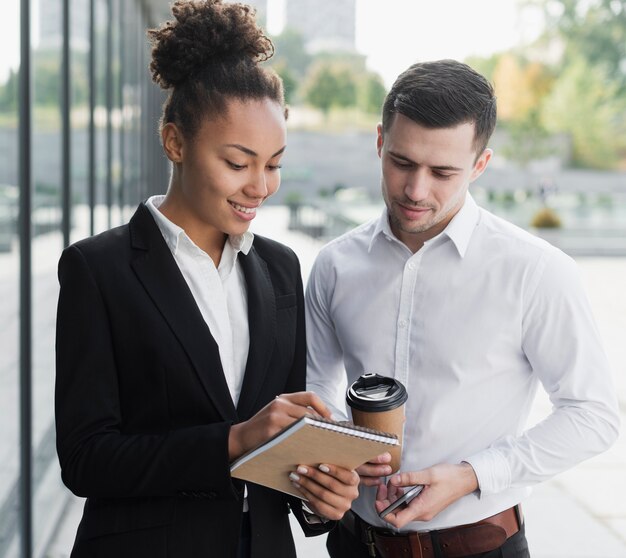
[441,192,480,258]
[146,195,254,257]
[368,192,480,258]
[368,207,401,253]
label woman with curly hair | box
[54,2,359,556]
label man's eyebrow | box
[224,144,286,158]
[388,150,462,172]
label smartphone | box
[378,485,423,519]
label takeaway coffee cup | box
[346,373,408,473]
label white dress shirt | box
[146,195,252,406]
[306,193,620,532]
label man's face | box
[377,114,491,252]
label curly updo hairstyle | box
[148,0,285,139]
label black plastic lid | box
[346,373,408,412]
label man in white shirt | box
[305,59,620,558]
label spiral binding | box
[304,416,399,445]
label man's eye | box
[433,172,452,180]
[392,159,412,168]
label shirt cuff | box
[301,502,330,524]
[464,447,512,496]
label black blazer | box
[55,203,326,558]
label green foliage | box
[358,72,387,114]
[272,62,298,105]
[303,61,357,114]
[0,49,90,111]
[0,69,18,112]
[531,207,562,228]
[501,108,555,168]
[532,0,626,93]
[464,54,501,82]
[271,29,312,79]
[541,56,626,168]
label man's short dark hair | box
[382,59,497,156]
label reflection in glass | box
[0,3,20,555]
[31,0,66,553]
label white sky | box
[1,0,544,86]
[269,0,544,87]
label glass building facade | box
[0,1,169,556]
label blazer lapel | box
[236,246,276,419]
[128,204,237,422]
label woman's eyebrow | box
[224,144,286,158]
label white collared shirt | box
[306,193,619,531]
[146,195,252,406]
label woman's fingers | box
[276,391,332,419]
[289,464,359,520]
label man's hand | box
[289,463,360,521]
[375,462,479,528]
[355,452,393,486]
[228,392,332,461]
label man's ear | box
[162,123,184,163]
[376,123,384,158]
[470,148,492,182]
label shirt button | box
[407,262,416,271]
[398,320,407,328]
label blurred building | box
[226,0,268,28]
[38,0,89,50]
[286,0,356,53]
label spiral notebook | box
[230,415,399,499]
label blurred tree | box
[0,69,18,112]
[358,72,387,114]
[272,61,298,105]
[541,55,626,168]
[33,53,62,106]
[332,65,357,108]
[303,61,358,115]
[465,54,501,82]
[501,108,555,170]
[270,28,312,78]
[529,0,626,92]
[492,53,554,122]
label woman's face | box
[165,97,287,239]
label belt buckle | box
[365,525,377,557]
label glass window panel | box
[93,0,108,234]
[0,0,21,555]
[70,0,91,243]
[31,0,67,553]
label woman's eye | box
[227,161,246,170]
[267,164,283,171]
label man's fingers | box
[356,462,392,477]
[369,452,392,464]
[390,471,426,488]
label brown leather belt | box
[341,506,522,558]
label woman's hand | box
[228,392,331,461]
[289,463,360,521]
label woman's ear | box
[162,123,184,163]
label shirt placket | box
[394,253,422,387]
[197,253,233,380]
